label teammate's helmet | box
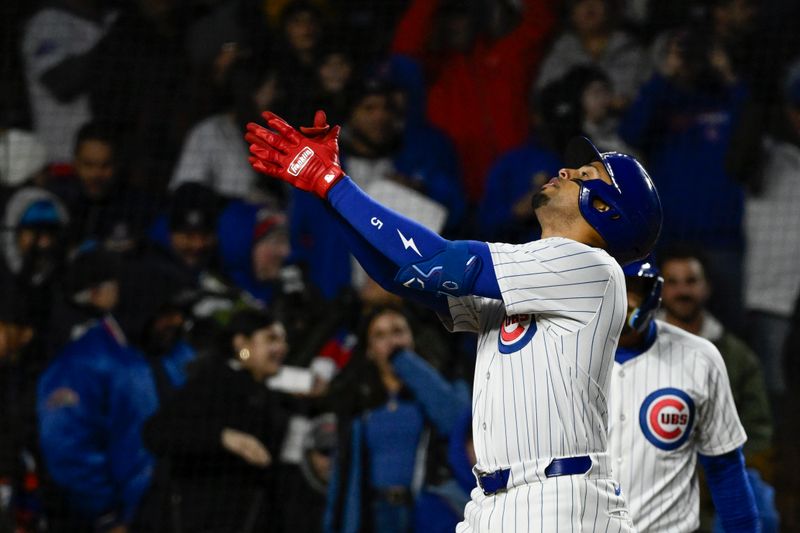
[565,137,662,265]
[622,255,663,333]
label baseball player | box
[608,258,759,532]
[245,111,662,531]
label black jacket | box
[140,358,288,533]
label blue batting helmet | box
[622,255,663,333]
[565,137,662,265]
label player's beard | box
[531,191,549,210]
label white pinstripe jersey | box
[608,320,747,532]
[442,237,627,475]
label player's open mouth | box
[543,177,560,189]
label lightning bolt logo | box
[397,229,422,257]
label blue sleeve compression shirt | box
[326,177,501,310]
[698,447,760,532]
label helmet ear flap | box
[628,307,644,332]
[627,275,663,332]
[590,197,613,215]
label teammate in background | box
[656,246,776,532]
[656,246,772,457]
[245,110,662,531]
[608,258,759,532]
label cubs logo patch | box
[497,313,537,354]
[639,388,695,450]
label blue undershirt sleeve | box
[326,206,450,314]
[698,447,760,532]
[326,177,500,300]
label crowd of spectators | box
[1,0,800,531]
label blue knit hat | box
[18,199,63,229]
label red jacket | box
[393,0,557,201]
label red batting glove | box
[245,111,344,199]
[299,109,331,138]
[297,110,341,167]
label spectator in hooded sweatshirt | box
[619,24,749,331]
[392,0,557,203]
[37,264,196,533]
[0,187,70,334]
[144,183,266,355]
[46,242,120,357]
[144,182,226,288]
[216,200,324,356]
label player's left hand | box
[245,110,344,199]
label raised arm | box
[491,0,557,59]
[390,349,470,435]
[326,205,450,314]
[245,111,501,303]
[390,0,440,59]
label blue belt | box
[477,455,593,495]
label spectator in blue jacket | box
[619,25,749,329]
[477,71,572,244]
[216,199,338,366]
[378,55,466,232]
[217,200,293,308]
[477,141,560,244]
[323,305,469,533]
[37,266,196,532]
